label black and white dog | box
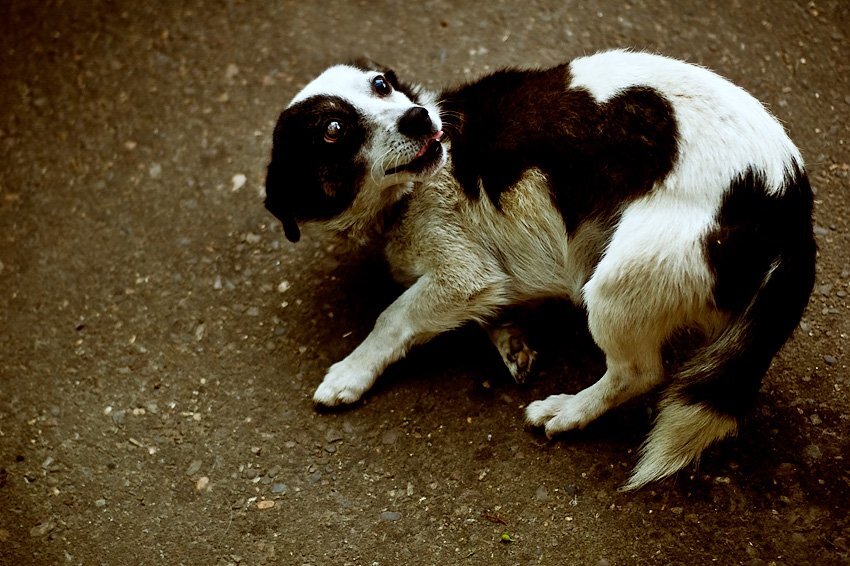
[264,50,815,489]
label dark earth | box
[1,1,848,564]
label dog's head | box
[265,61,445,242]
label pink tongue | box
[414,130,444,159]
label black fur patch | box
[440,66,679,233]
[265,95,367,242]
[680,167,816,415]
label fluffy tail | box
[624,168,816,491]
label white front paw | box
[313,361,375,407]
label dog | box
[264,50,816,489]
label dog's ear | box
[281,215,301,243]
[264,165,301,243]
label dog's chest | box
[383,168,602,301]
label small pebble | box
[380,511,402,522]
[267,465,280,478]
[251,446,262,455]
[271,483,287,494]
[94,499,107,508]
[256,500,275,510]
[244,468,258,480]
[810,414,822,425]
[804,444,822,460]
[185,460,202,476]
[149,163,162,179]
[535,485,550,501]
[195,476,210,491]
[111,410,126,425]
[823,355,837,366]
[231,173,247,192]
[29,521,55,537]
[325,429,343,443]
[382,429,400,445]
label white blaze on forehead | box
[288,65,374,107]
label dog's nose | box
[398,106,434,138]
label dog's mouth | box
[385,131,445,176]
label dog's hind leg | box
[525,279,668,435]
[526,214,712,436]
[484,321,538,384]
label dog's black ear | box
[265,165,301,243]
[264,195,301,243]
[281,214,301,243]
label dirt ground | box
[1,1,848,564]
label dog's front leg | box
[313,273,504,406]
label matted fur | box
[264,50,816,488]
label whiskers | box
[370,144,406,184]
[436,98,463,129]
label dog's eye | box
[371,75,392,97]
[324,120,343,143]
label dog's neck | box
[322,179,415,247]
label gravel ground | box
[1,1,848,564]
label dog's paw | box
[313,361,375,407]
[489,325,537,383]
[525,393,594,437]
